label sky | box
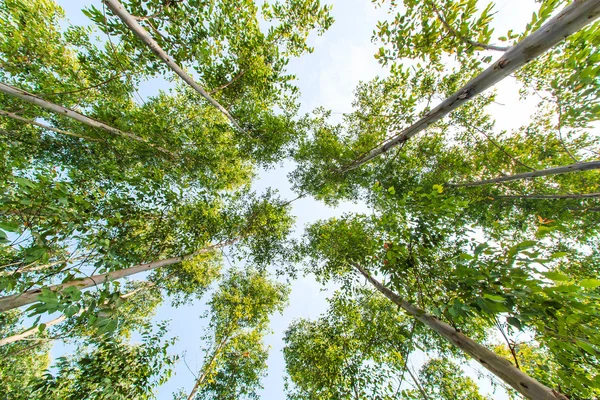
[50,0,541,398]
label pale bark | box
[0,82,175,157]
[0,314,66,346]
[0,110,100,142]
[187,335,231,400]
[355,265,568,400]
[0,239,237,312]
[449,160,600,187]
[104,0,246,135]
[0,283,154,346]
[493,192,600,200]
[341,0,600,172]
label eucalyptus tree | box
[298,193,600,398]
[284,289,417,399]
[401,358,490,400]
[30,323,177,400]
[186,269,289,400]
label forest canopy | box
[0,0,599,399]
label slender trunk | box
[450,161,600,187]
[187,334,231,400]
[0,82,174,157]
[493,192,600,200]
[340,0,600,172]
[0,314,67,346]
[0,282,154,346]
[0,257,87,277]
[0,239,237,312]
[0,110,100,142]
[355,265,568,400]
[103,0,246,135]
[406,366,429,400]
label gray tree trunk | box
[104,0,246,135]
[450,160,600,187]
[355,265,568,400]
[341,0,600,172]
[0,82,174,156]
[0,239,236,312]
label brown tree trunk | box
[354,265,568,400]
[340,0,600,172]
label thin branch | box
[406,364,430,400]
[430,2,509,52]
[492,192,600,200]
[36,74,122,98]
[209,70,246,94]
[0,110,101,142]
[449,160,600,187]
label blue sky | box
[50,0,541,398]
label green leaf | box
[483,293,505,303]
[580,279,600,289]
[506,316,522,330]
[543,271,570,282]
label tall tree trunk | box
[0,239,237,312]
[0,82,174,157]
[450,161,600,187]
[354,265,568,400]
[0,282,154,347]
[103,0,246,135]
[340,0,600,172]
[0,314,67,347]
[187,334,231,400]
[0,110,100,142]
[493,192,600,200]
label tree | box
[402,358,490,400]
[32,324,177,400]
[186,269,289,400]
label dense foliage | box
[0,0,599,398]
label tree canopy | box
[1,0,599,399]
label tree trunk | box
[0,82,174,157]
[0,110,100,142]
[0,282,154,346]
[103,0,246,135]
[340,0,600,172]
[450,161,600,187]
[187,334,231,400]
[0,314,67,346]
[354,265,568,400]
[493,192,600,200]
[0,239,237,312]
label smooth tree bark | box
[0,239,238,312]
[493,192,600,200]
[450,160,600,187]
[340,0,600,172]
[0,82,175,156]
[0,110,100,142]
[186,334,231,400]
[354,265,569,400]
[0,282,153,347]
[0,314,67,346]
[103,0,247,135]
